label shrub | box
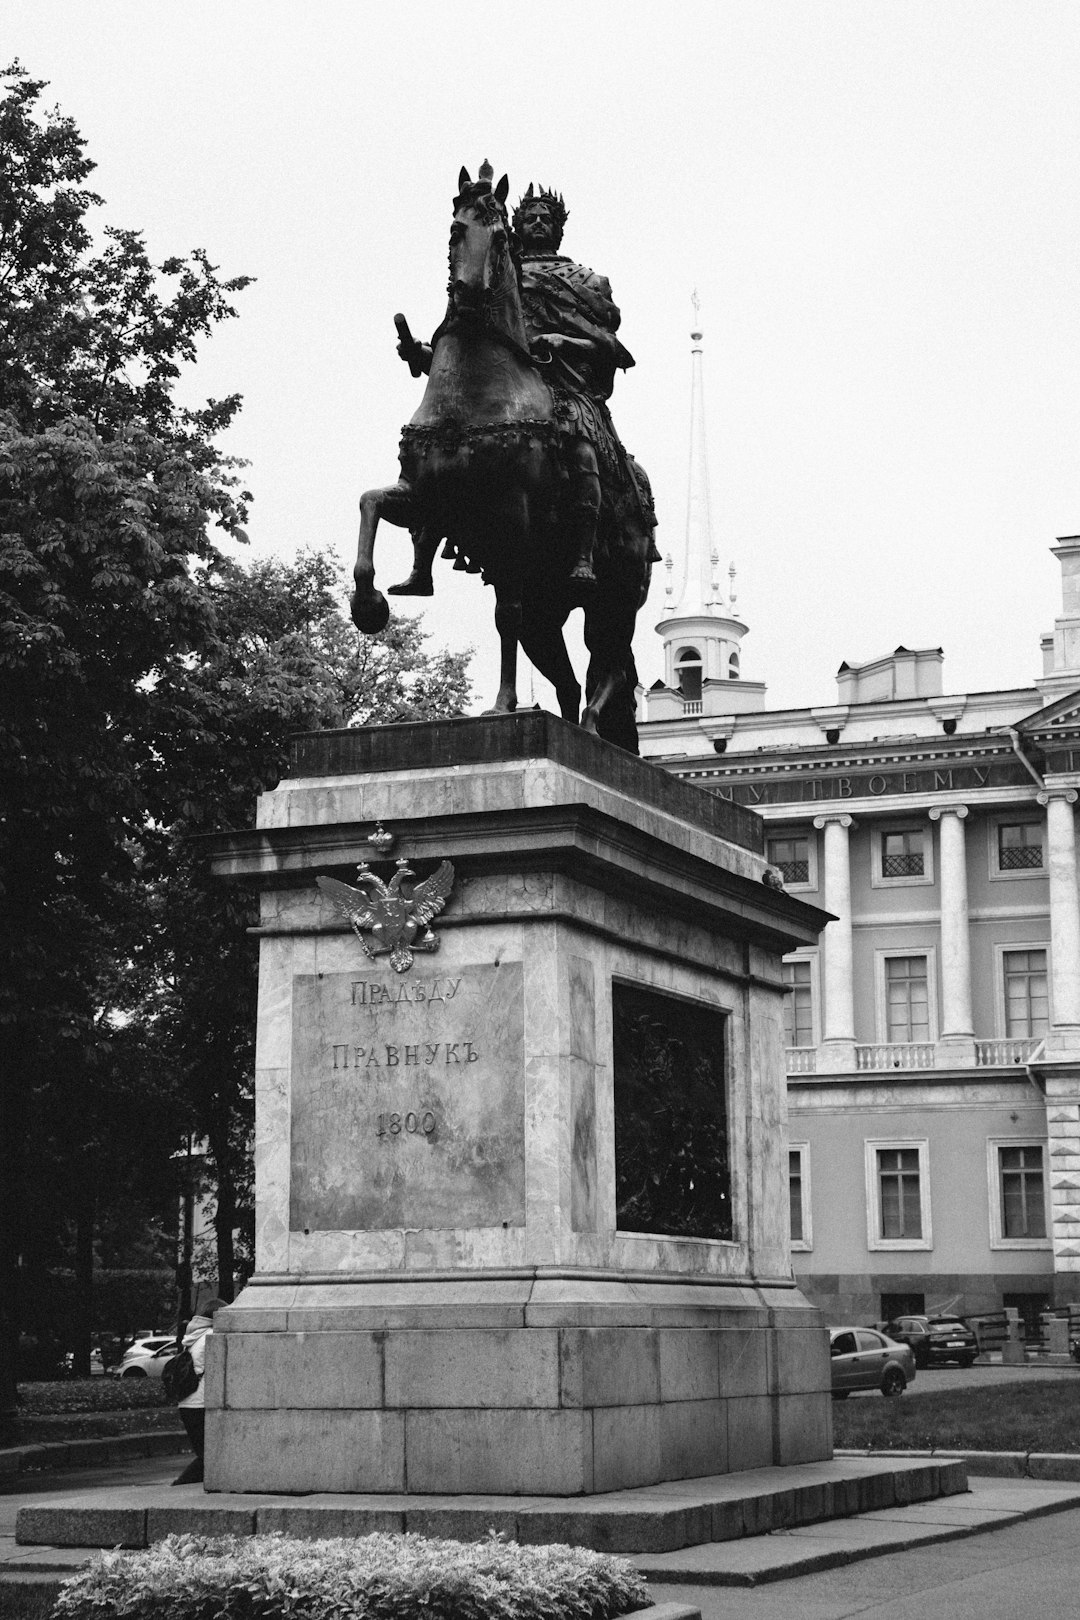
[54,1532,652,1620]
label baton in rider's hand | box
[394,314,424,378]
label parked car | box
[108,1336,179,1378]
[884,1314,979,1368]
[829,1326,915,1397]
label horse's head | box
[447,162,517,326]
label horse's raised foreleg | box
[351,479,414,634]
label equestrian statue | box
[349,162,659,753]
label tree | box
[0,60,250,1429]
[133,550,472,1301]
[0,65,473,1425]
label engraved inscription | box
[376,1109,437,1137]
[330,1041,479,1068]
[289,962,525,1232]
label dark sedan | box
[884,1315,979,1368]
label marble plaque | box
[290,962,525,1232]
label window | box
[788,1143,811,1249]
[885,956,930,1043]
[782,957,815,1047]
[865,1139,932,1251]
[1003,949,1049,1039]
[728,652,740,679]
[881,1292,925,1321]
[769,834,810,887]
[675,647,702,703]
[882,828,924,878]
[1001,1146,1046,1237]
[873,824,933,888]
[879,1148,922,1238]
[997,822,1044,873]
[987,1140,1049,1247]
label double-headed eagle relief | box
[317,858,455,973]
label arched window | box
[676,646,702,702]
[728,651,740,680]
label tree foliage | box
[133,552,471,1302]
[0,64,472,1423]
[0,59,252,1421]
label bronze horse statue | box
[349,164,655,752]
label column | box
[1038,787,1080,1051]
[813,813,856,1071]
[929,805,975,1066]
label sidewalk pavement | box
[2,1458,1080,1595]
[648,1501,1080,1619]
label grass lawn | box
[12,1379,179,1444]
[833,1379,1080,1453]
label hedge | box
[54,1532,651,1620]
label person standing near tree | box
[171,1297,226,1486]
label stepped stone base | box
[206,1278,829,1496]
[16,1455,969,1555]
[205,714,834,1497]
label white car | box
[109,1336,179,1378]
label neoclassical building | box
[638,322,1080,1327]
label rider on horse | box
[392,179,656,601]
[513,185,651,596]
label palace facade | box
[637,325,1080,1327]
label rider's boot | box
[388,526,438,596]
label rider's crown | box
[513,183,568,239]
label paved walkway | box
[650,1500,1080,1618]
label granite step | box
[16,1455,967,1556]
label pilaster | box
[1041,1068,1080,1286]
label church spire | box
[645,294,766,723]
[670,292,724,616]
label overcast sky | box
[9,1,1080,714]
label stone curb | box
[835,1446,1080,1482]
[0,1430,188,1480]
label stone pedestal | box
[206,713,832,1495]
